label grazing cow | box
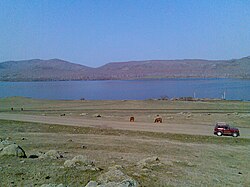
[130,116,135,122]
[154,115,162,123]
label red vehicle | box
[214,122,240,137]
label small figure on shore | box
[154,115,162,123]
[21,108,24,111]
[130,116,135,122]
[11,107,14,111]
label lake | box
[0,79,250,101]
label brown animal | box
[154,117,162,123]
[130,116,135,122]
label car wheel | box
[217,131,222,136]
[232,132,238,137]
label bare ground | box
[0,97,250,186]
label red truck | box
[214,122,240,137]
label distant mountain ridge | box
[0,56,250,81]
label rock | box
[45,176,51,179]
[80,113,88,116]
[141,168,149,172]
[1,139,14,146]
[213,178,220,183]
[98,169,127,183]
[100,182,119,187]
[108,165,123,170]
[86,179,138,187]
[132,172,140,177]
[64,155,96,171]
[97,182,117,187]
[93,114,102,117]
[0,144,27,158]
[81,145,87,149]
[29,154,39,159]
[136,156,160,169]
[39,150,62,159]
[85,181,98,187]
[187,162,195,167]
[119,179,138,187]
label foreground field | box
[0,97,250,186]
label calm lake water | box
[1,79,250,101]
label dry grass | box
[0,97,250,186]
[0,119,249,186]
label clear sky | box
[0,0,250,67]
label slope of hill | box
[0,56,250,81]
[0,59,94,81]
[94,56,250,79]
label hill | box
[0,56,250,81]
[96,57,250,79]
[0,59,93,81]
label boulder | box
[85,181,98,187]
[119,179,138,187]
[85,179,138,187]
[97,166,138,186]
[80,113,88,116]
[93,114,101,117]
[39,150,62,159]
[64,155,97,171]
[0,144,26,158]
[136,156,160,169]
[97,168,128,183]
[0,139,14,146]
[29,154,39,159]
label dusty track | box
[1,113,212,135]
[1,113,249,138]
[0,113,250,138]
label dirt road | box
[0,113,249,138]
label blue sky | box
[0,0,250,67]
